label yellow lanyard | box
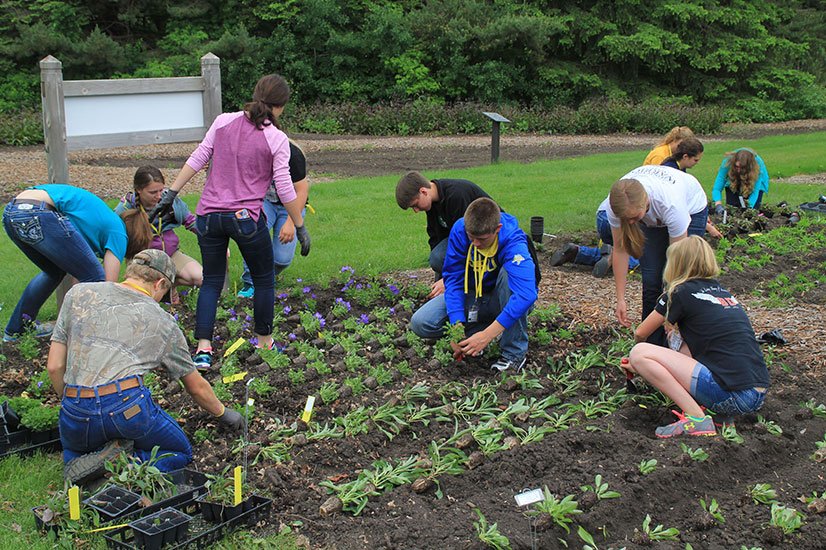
[139,203,166,249]
[464,238,498,298]
[122,281,152,298]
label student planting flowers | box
[627,236,770,438]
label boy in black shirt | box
[396,171,493,298]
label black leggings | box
[725,188,764,209]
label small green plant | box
[700,497,725,524]
[750,483,779,505]
[800,398,826,418]
[636,514,680,542]
[287,368,305,385]
[525,487,582,533]
[16,326,41,361]
[258,347,291,369]
[105,446,177,502]
[193,428,213,445]
[720,424,744,444]
[248,377,273,397]
[757,414,783,436]
[474,509,511,550]
[768,503,805,535]
[19,404,60,431]
[26,369,51,398]
[142,371,162,396]
[204,465,248,506]
[578,525,600,550]
[580,474,620,500]
[680,442,709,462]
[319,381,340,405]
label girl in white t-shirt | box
[607,166,709,346]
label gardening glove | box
[713,204,725,218]
[295,224,311,256]
[217,407,246,431]
[147,189,178,226]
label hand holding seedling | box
[458,322,504,358]
[427,278,445,299]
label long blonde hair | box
[725,149,759,198]
[657,126,694,147]
[609,179,647,258]
[663,236,720,312]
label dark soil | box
[1,206,824,549]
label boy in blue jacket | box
[410,198,539,372]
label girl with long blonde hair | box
[643,126,695,166]
[712,148,769,212]
[628,236,769,438]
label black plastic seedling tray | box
[85,486,143,521]
[103,494,272,549]
[799,202,826,216]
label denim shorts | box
[690,363,766,416]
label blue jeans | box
[429,239,449,277]
[195,212,274,340]
[574,210,640,269]
[690,363,767,416]
[2,201,104,336]
[409,269,528,362]
[60,376,192,472]
[641,207,708,345]
[240,203,305,286]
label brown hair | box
[663,236,719,318]
[395,171,430,209]
[125,262,172,291]
[464,198,500,236]
[665,137,704,165]
[133,166,164,192]
[725,149,759,198]
[656,126,694,147]
[120,209,153,259]
[609,179,648,258]
[244,74,290,130]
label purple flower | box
[296,278,303,283]
[356,283,363,290]
[277,292,288,300]
[179,289,188,297]
[283,305,292,314]
[302,286,311,294]
[388,284,399,295]
[311,293,317,299]
[289,333,297,341]
[389,307,396,315]
[359,314,370,325]
[37,381,43,388]
[21,313,31,321]
[249,336,258,347]
[341,265,354,273]
[228,308,236,316]
[245,315,252,321]
[335,298,352,311]
[173,313,180,321]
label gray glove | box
[714,204,725,218]
[147,189,178,226]
[218,407,246,431]
[295,224,311,256]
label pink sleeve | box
[265,128,297,204]
[186,113,236,172]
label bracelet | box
[213,403,225,418]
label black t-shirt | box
[426,179,491,249]
[655,279,769,391]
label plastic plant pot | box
[31,506,61,535]
[0,402,20,432]
[84,485,142,521]
[529,216,544,243]
[129,507,191,550]
[29,429,53,445]
[196,494,254,523]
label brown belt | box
[64,376,142,398]
[12,198,56,211]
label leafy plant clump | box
[203,465,248,507]
[20,404,60,431]
[104,446,177,503]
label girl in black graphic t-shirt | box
[627,236,769,439]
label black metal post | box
[491,121,501,164]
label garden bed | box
[0,208,824,548]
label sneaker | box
[592,246,613,278]
[712,415,736,428]
[193,349,214,370]
[64,439,134,486]
[550,243,578,266]
[237,284,254,299]
[490,356,527,373]
[655,410,717,439]
[3,322,54,342]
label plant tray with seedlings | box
[799,202,826,216]
[103,495,272,550]
[84,486,143,521]
[128,507,192,550]
[113,468,209,523]
[0,429,60,459]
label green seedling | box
[203,465,249,506]
[720,424,744,444]
[750,483,779,505]
[343,376,366,396]
[319,381,339,405]
[19,404,59,431]
[700,497,725,524]
[757,415,783,436]
[371,400,411,440]
[580,474,621,500]
[306,422,345,441]
[336,406,370,436]
[680,443,709,462]
[768,503,805,535]
[578,525,599,550]
[412,441,466,499]
[402,382,431,401]
[248,377,273,397]
[525,487,582,533]
[26,369,51,398]
[193,428,213,445]
[636,514,680,542]
[474,509,512,550]
[800,398,826,418]
[16,325,41,361]
[639,458,658,475]
[105,446,177,502]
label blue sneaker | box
[4,322,54,342]
[237,284,254,299]
[193,349,213,370]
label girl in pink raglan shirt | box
[150,74,311,369]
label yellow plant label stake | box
[302,395,315,423]
[233,466,243,506]
[69,486,80,520]
[222,371,248,384]
[223,337,247,357]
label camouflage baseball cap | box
[131,249,176,284]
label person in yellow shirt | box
[643,126,695,166]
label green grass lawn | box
[1,131,824,329]
[0,130,824,547]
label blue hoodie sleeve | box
[712,158,729,203]
[495,231,538,329]
[442,220,471,324]
[750,153,769,207]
